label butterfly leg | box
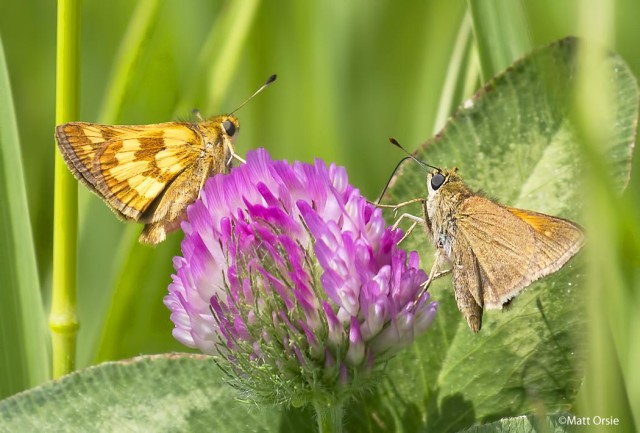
[375,197,425,214]
[225,138,246,165]
[419,246,454,287]
[419,248,444,291]
[391,213,424,230]
[397,221,418,244]
[390,212,425,244]
[432,269,452,280]
[227,149,246,165]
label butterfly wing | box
[505,207,585,278]
[138,156,215,244]
[56,122,201,221]
[450,233,485,332]
[56,122,109,189]
[456,196,583,309]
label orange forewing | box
[57,123,201,220]
[506,207,584,277]
[55,115,239,244]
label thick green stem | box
[51,0,81,378]
[314,401,344,433]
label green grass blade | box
[573,2,640,431]
[431,12,477,134]
[94,0,262,363]
[97,0,163,124]
[0,37,49,398]
[467,0,532,81]
[94,229,179,362]
[175,0,262,116]
[204,0,261,115]
[74,0,164,368]
[73,0,162,365]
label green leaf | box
[339,38,637,432]
[457,414,574,433]
[0,354,284,432]
[0,36,49,398]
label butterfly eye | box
[222,120,236,137]
[431,173,445,190]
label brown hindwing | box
[456,196,583,309]
[138,155,213,244]
[450,234,484,332]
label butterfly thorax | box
[426,170,473,258]
[197,115,239,175]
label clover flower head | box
[165,148,437,405]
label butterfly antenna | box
[389,138,440,172]
[229,74,277,115]
[375,156,413,204]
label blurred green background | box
[1,1,639,424]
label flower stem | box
[51,0,81,379]
[314,401,344,433]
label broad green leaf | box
[0,36,49,398]
[319,38,636,432]
[458,414,574,433]
[0,354,283,432]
